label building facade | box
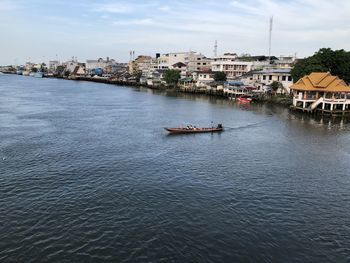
[291,72,350,114]
[211,54,268,80]
[241,69,293,93]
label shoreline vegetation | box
[0,71,311,108]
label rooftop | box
[291,72,350,92]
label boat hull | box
[237,98,252,103]
[165,127,223,134]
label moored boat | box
[237,95,252,103]
[165,124,223,134]
[34,72,43,78]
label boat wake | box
[224,121,266,131]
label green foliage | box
[291,48,350,83]
[270,81,283,91]
[135,71,142,83]
[64,70,71,77]
[56,66,64,76]
[31,67,38,73]
[214,71,227,81]
[164,69,180,86]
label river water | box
[1,75,350,262]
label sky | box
[0,0,350,65]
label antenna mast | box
[268,16,273,63]
[214,40,218,57]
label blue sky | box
[1,0,350,65]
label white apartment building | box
[157,51,212,73]
[86,57,113,71]
[273,56,296,69]
[211,54,268,80]
[192,71,215,87]
[186,53,212,72]
[157,52,192,69]
[241,69,293,93]
[64,60,81,73]
[49,60,60,71]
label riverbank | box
[0,72,294,108]
[65,75,294,107]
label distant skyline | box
[1,0,350,65]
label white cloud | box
[0,0,18,11]
[1,0,350,65]
[92,3,134,13]
[112,18,154,26]
[158,6,171,12]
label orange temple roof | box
[291,72,350,92]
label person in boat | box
[217,124,223,129]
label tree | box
[31,67,38,73]
[56,65,65,76]
[214,71,227,82]
[270,81,283,93]
[64,70,71,77]
[164,69,180,87]
[291,48,350,83]
[135,71,142,83]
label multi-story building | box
[186,53,212,72]
[49,60,60,71]
[211,53,268,80]
[130,55,158,75]
[172,62,187,78]
[86,57,115,72]
[157,51,212,76]
[157,51,199,70]
[63,59,81,73]
[273,56,296,69]
[192,70,215,87]
[241,69,293,93]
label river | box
[1,75,350,262]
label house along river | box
[1,74,350,262]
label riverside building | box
[291,72,350,114]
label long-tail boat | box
[165,124,223,134]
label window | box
[269,75,272,80]
[288,76,292,81]
[197,63,201,65]
[203,63,207,65]
[263,75,266,80]
[197,58,201,60]
[204,75,207,78]
[282,76,286,81]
